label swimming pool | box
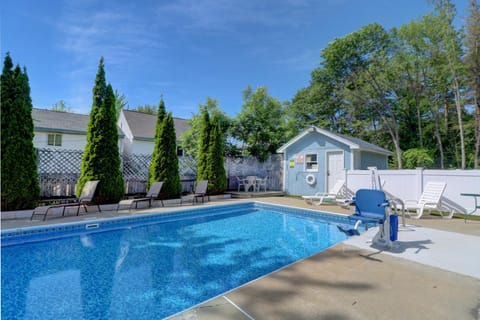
[1,202,357,319]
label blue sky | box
[2,0,470,118]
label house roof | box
[32,108,90,134]
[32,108,125,136]
[277,126,393,156]
[121,109,190,141]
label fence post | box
[416,167,424,201]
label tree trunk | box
[432,105,445,169]
[475,95,480,168]
[452,76,466,169]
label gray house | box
[277,126,393,196]
[118,109,190,156]
[32,108,190,156]
[33,108,94,150]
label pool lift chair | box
[337,189,398,248]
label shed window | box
[47,134,62,147]
[305,153,318,171]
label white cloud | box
[272,48,321,71]
[57,3,164,66]
[155,0,318,34]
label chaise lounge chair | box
[31,180,100,221]
[404,181,453,219]
[117,181,164,211]
[181,180,209,205]
[302,179,348,206]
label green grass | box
[286,195,480,220]
[430,211,480,221]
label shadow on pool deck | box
[2,197,480,320]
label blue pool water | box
[1,203,352,319]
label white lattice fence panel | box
[36,148,283,197]
[226,155,283,191]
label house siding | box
[34,132,87,150]
[130,140,155,155]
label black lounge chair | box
[181,180,209,205]
[117,181,164,211]
[31,180,100,221]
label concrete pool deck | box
[2,197,480,319]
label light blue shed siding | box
[284,132,351,196]
[359,151,389,169]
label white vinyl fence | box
[345,168,480,215]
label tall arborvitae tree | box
[1,53,40,210]
[196,109,211,183]
[148,98,181,198]
[148,98,166,188]
[205,115,227,194]
[78,58,124,203]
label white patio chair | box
[302,179,348,206]
[245,176,257,192]
[257,177,268,192]
[404,181,453,219]
[236,176,247,192]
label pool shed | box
[277,126,393,196]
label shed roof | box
[277,126,393,156]
[121,110,190,141]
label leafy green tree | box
[321,23,404,167]
[78,58,124,204]
[286,67,345,140]
[148,98,181,198]
[464,0,480,168]
[114,90,129,119]
[432,0,467,168]
[394,13,455,168]
[180,97,234,157]
[51,100,72,112]
[285,1,476,168]
[233,85,285,161]
[1,53,40,210]
[134,104,157,114]
[402,148,434,169]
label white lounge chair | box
[404,181,453,219]
[302,179,348,206]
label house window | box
[47,134,62,147]
[305,153,318,171]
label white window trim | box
[47,133,62,147]
[304,152,319,172]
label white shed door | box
[327,151,344,192]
